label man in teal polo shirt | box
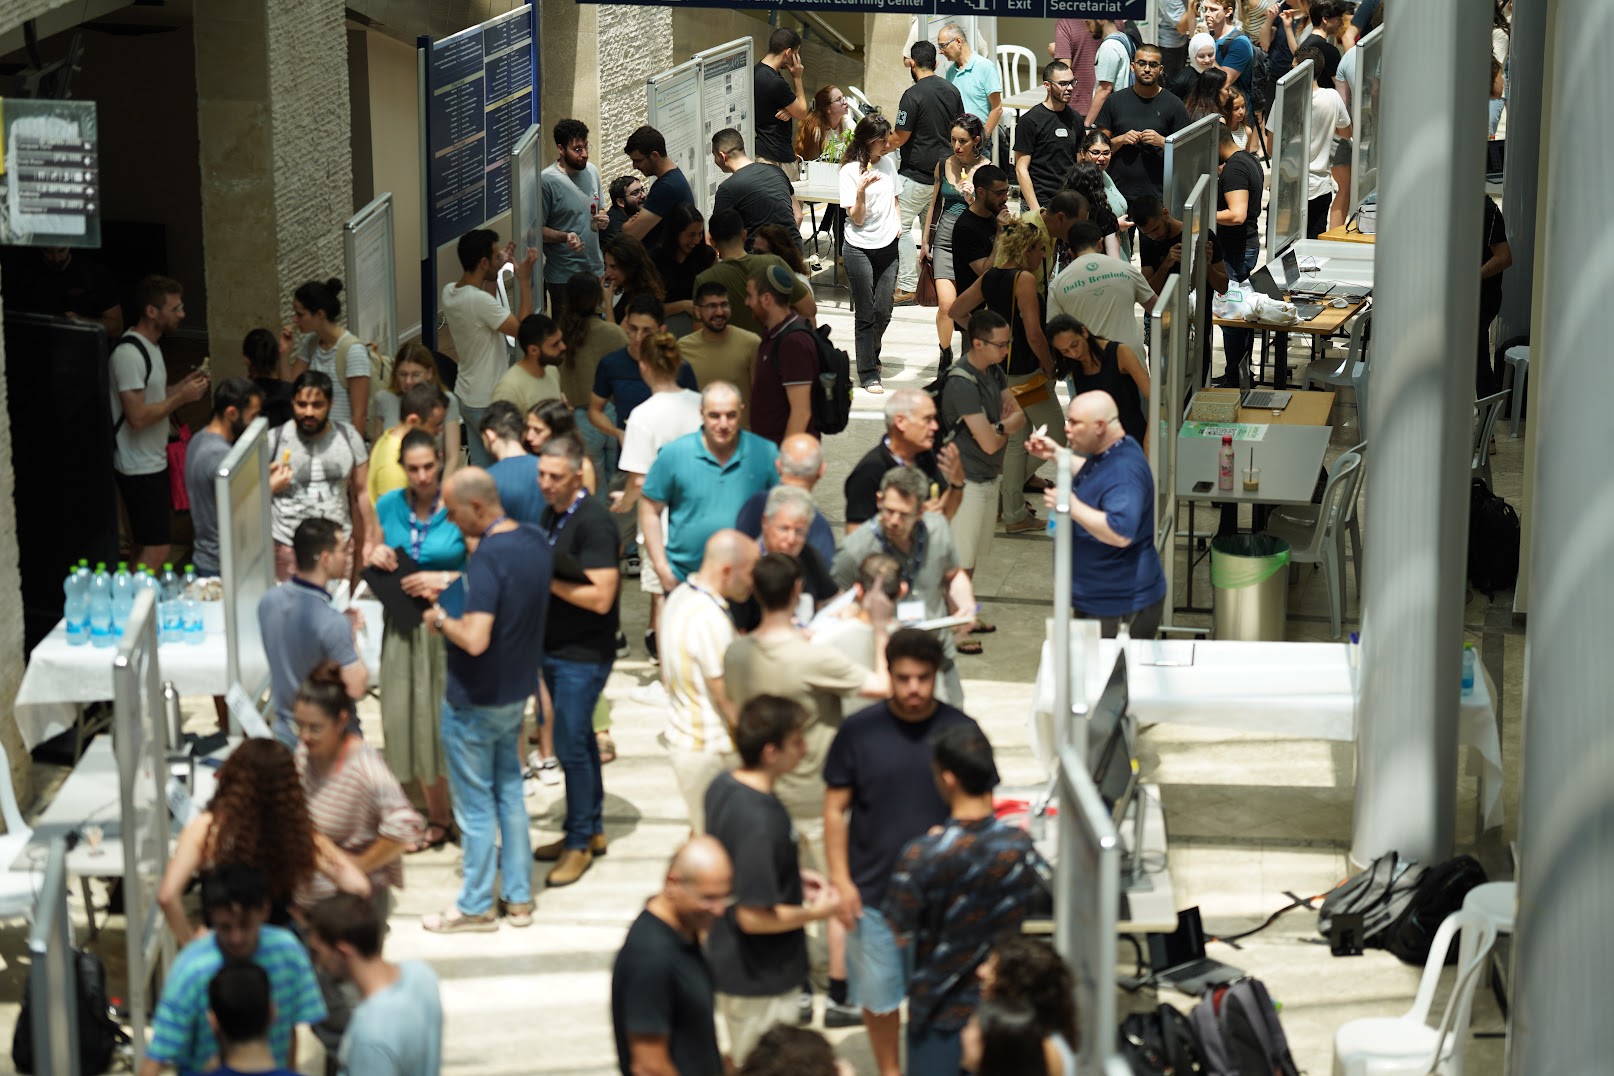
[640,380,779,594]
[938,23,1003,148]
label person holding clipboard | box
[364,428,466,853]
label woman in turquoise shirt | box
[365,427,466,851]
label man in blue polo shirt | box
[640,381,778,594]
[143,865,325,1076]
[938,23,1003,148]
[1028,390,1166,639]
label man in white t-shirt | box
[441,228,537,467]
[109,274,210,571]
[1046,221,1156,361]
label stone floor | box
[0,274,1527,1075]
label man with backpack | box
[111,274,210,572]
[746,264,819,444]
[1085,18,1137,128]
[1208,0,1257,99]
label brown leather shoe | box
[546,849,594,887]
[533,833,607,862]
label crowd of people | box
[68,3,1521,1073]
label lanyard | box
[480,515,509,542]
[540,491,586,545]
[407,493,442,562]
[876,518,928,589]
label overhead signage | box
[585,0,1143,17]
[0,98,101,248]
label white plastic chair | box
[845,85,874,123]
[1333,908,1498,1076]
[1501,344,1528,438]
[1263,450,1364,639]
[1304,308,1372,437]
[0,743,40,920]
[1450,881,1516,1063]
[996,44,1038,99]
[1470,390,1510,489]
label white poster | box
[647,60,704,217]
[697,40,753,211]
[510,125,545,311]
[343,194,398,364]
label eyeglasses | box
[627,187,644,197]
[1135,60,1164,69]
[939,37,961,47]
[1051,79,1076,88]
[981,338,1012,351]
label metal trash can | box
[1210,534,1291,641]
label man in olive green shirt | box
[678,282,761,421]
[695,210,816,337]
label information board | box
[697,40,754,210]
[589,0,1134,20]
[217,416,273,728]
[646,59,704,216]
[509,125,545,311]
[423,5,538,249]
[0,97,100,248]
[343,194,398,364]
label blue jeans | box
[460,402,493,467]
[1222,231,1261,377]
[543,657,612,848]
[441,698,531,914]
[907,1023,963,1075]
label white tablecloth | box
[1031,638,1504,830]
[14,599,384,750]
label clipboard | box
[360,550,433,631]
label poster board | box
[697,39,754,208]
[343,194,398,364]
[1350,26,1384,211]
[113,589,172,1069]
[509,125,545,311]
[1162,114,1219,229]
[0,97,100,248]
[26,838,80,1076]
[1054,742,1123,1076]
[217,416,273,731]
[646,59,705,216]
[1267,59,1314,259]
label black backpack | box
[1234,30,1276,118]
[12,947,127,1074]
[1317,850,1429,952]
[111,333,154,436]
[1382,855,1487,966]
[1120,1003,1205,1075]
[1467,479,1521,596]
[767,321,852,436]
[1189,978,1301,1076]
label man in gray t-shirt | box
[257,518,366,747]
[184,379,264,577]
[938,312,1028,566]
[541,119,610,309]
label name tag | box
[897,599,926,624]
[1056,129,1069,137]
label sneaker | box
[615,631,631,659]
[499,899,535,928]
[630,681,669,706]
[797,990,815,1025]
[861,380,884,394]
[824,1001,863,1028]
[644,629,659,663]
[623,554,641,578]
[422,908,498,934]
[526,753,562,786]
[534,833,609,861]
[546,848,594,887]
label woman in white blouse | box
[838,113,902,393]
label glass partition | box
[1268,59,1315,257]
[1351,26,1385,210]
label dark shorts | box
[116,468,172,546]
[1332,136,1353,168]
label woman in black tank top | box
[1046,313,1152,454]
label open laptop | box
[1250,247,1300,300]
[1147,907,1245,995]
[1242,389,1292,411]
[1486,139,1506,184]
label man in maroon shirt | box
[745,264,819,445]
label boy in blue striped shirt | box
[142,864,325,1076]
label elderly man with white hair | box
[843,388,964,534]
[736,432,837,566]
[731,484,839,634]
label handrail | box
[787,9,854,54]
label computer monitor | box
[1086,650,1129,762]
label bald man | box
[1028,391,1166,638]
[659,529,761,832]
[612,837,732,1076]
[735,432,836,566]
[422,467,553,932]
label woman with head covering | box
[1170,31,1221,99]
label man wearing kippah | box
[745,263,820,446]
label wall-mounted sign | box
[0,98,101,249]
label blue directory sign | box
[424,5,538,249]
[580,0,1142,16]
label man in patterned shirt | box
[142,865,325,1076]
[883,724,1042,1074]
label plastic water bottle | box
[159,563,182,644]
[111,562,134,637]
[63,565,89,646]
[1461,642,1476,697]
[183,564,198,598]
[88,563,114,647]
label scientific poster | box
[698,41,752,209]
[647,60,704,206]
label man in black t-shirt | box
[844,387,963,531]
[824,628,980,1076]
[711,128,800,247]
[1093,42,1192,205]
[612,837,731,1076]
[1214,123,1266,382]
[892,41,965,297]
[706,697,841,1066]
[532,439,622,888]
[1012,60,1085,214]
[622,126,695,251]
[754,28,809,171]
[949,164,1009,302]
[1134,194,1229,384]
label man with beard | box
[1013,60,1085,214]
[1093,41,1192,206]
[267,369,378,584]
[677,281,760,414]
[184,378,265,577]
[542,118,611,313]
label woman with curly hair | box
[1062,143,1127,259]
[977,937,1078,1076]
[796,85,855,163]
[602,234,664,326]
[923,113,991,376]
[553,272,628,482]
[157,738,369,941]
[653,202,716,335]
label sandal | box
[421,908,498,934]
[500,899,536,928]
[596,730,617,765]
[969,619,997,635]
[407,821,456,854]
[957,639,984,655]
[1022,475,1053,493]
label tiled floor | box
[0,275,1527,1075]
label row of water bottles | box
[63,560,206,647]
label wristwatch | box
[994,421,1006,435]
[434,608,447,631]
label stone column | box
[194,0,353,380]
[0,299,30,808]
[597,6,674,173]
[1348,0,1487,868]
[539,0,601,141]
[1507,5,1614,1072]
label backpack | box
[111,332,154,435]
[1189,978,1301,1076]
[1233,30,1276,118]
[1119,1003,1205,1075]
[1120,22,1144,57]
[1317,850,1428,951]
[766,320,853,436]
[11,947,127,1074]
[1467,479,1521,596]
[1381,855,1487,965]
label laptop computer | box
[1250,247,1300,300]
[1147,907,1245,995]
[1486,139,1506,184]
[1242,390,1292,411]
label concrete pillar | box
[1507,5,1614,1070]
[1349,0,1487,868]
[194,0,352,380]
[863,14,916,117]
[540,0,601,141]
[597,6,674,173]
[0,300,31,810]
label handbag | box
[916,196,941,308]
[167,423,191,511]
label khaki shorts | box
[662,738,738,834]
[717,991,800,1065]
[951,477,1002,571]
